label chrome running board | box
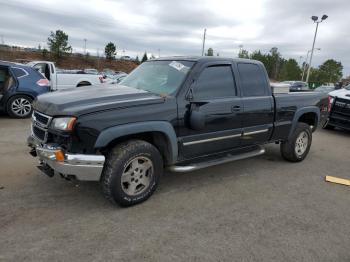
[168,146,265,173]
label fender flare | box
[94,121,178,164]
[288,106,320,139]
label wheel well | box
[101,132,172,165]
[298,112,318,129]
[77,81,91,87]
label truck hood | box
[329,88,350,100]
[33,84,165,116]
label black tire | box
[6,95,33,118]
[101,140,163,207]
[280,123,312,162]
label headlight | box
[50,117,76,131]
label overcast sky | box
[0,0,349,76]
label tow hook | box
[37,164,54,177]
[29,148,37,157]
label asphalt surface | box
[0,117,349,262]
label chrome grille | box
[32,125,46,141]
[33,111,50,126]
[31,111,52,143]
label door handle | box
[231,105,241,112]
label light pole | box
[305,15,328,83]
[83,38,87,55]
[301,48,320,81]
[201,28,207,56]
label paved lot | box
[0,117,349,262]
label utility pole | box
[306,15,328,83]
[201,28,207,56]
[301,48,320,81]
[0,35,4,45]
[238,44,243,57]
[96,48,100,70]
[83,38,87,55]
[158,48,160,58]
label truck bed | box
[271,91,328,140]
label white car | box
[27,61,104,90]
[329,85,350,100]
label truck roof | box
[151,56,260,64]
[0,60,32,69]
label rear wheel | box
[101,140,163,207]
[6,95,33,118]
[280,123,312,162]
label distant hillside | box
[0,48,138,73]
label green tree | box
[42,48,49,59]
[47,30,72,58]
[104,42,116,60]
[308,68,321,82]
[135,55,140,64]
[207,48,214,56]
[279,58,301,81]
[238,49,249,58]
[141,52,148,63]
[267,47,283,80]
[318,59,343,83]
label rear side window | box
[12,67,28,78]
[194,65,236,99]
[238,63,267,97]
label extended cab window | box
[194,65,236,99]
[238,63,267,97]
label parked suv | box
[0,61,50,118]
[28,57,327,206]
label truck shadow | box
[323,128,350,138]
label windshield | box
[120,60,194,95]
[346,84,350,90]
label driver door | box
[177,62,243,159]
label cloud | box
[0,0,349,75]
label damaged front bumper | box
[28,136,105,181]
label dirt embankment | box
[0,48,138,73]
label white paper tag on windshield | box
[169,61,186,71]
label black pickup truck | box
[28,57,327,206]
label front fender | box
[288,106,320,139]
[94,121,178,164]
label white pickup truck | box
[26,61,104,90]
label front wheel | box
[6,95,33,118]
[280,123,312,162]
[101,140,163,207]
